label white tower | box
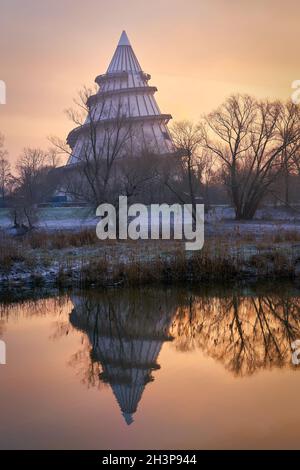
[67,31,174,164]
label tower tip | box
[118,30,131,46]
[122,412,134,425]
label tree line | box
[1,92,300,228]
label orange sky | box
[0,0,299,165]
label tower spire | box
[118,30,131,46]
[107,30,141,73]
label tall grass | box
[0,233,30,272]
[0,227,299,287]
[25,228,97,249]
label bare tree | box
[10,148,59,228]
[275,102,300,207]
[292,151,300,176]
[117,151,161,202]
[203,95,300,219]
[0,134,11,202]
[165,120,213,218]
[51,87,137,207]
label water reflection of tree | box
[1,285,300,405]
[0,319,5,338]
[68,336,104,390]
[61,288,300,388]
[171,293,300,376]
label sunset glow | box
[0,0,299,163]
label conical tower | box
[67,31,174,164]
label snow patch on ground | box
[1,205,300,237]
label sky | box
[0,0,299,165]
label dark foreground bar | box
[0,450,298,465]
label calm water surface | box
[1,284,300,449]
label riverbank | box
[1,226,300,289]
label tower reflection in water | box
[69,289,177,425]
[69,286,300,424]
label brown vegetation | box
[1,228,300,288]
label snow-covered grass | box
[2,204,300,232]
[0,229,300,289]
[38,206,92,221]
[1,204,300,289]
[0,206,94,230]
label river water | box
[0,283,300,449]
